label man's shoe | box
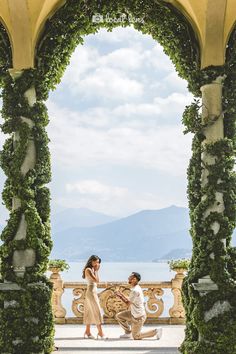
[156,327,163,340]
[120,333,132,339]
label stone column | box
[0,69,54,354]
[195,76,225,288]
[10,70,36,277]
[181,75,236,354]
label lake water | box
[49,262,178,318]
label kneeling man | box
[115,272,162,340]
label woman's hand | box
[93,263,100,271]
[85,267,100,283]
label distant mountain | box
[0,205,235,261]
[51,205,193,261]
[153,248,192,261]
[51,208,117,232]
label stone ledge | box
[0,281,50,291]
[0,283,22,291]
[56,348,180,353]
[62,317,185,325]
[192,282,218,292]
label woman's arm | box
[85,268,99,283]
[94,269,100,283]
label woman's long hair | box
[82,255,101,279]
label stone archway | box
[0,1,235,353]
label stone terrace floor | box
[54,324,184,353]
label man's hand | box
[114,291,122,297]
[115,291,130,304]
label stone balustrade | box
[49,268,186,325]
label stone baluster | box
[169,268,185,318]
[49,268,66,324]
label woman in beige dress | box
[82,255,106,339]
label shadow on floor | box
[54,348,180,353]
[55,337,158,341]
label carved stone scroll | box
[99,285,130,318]
[143,287,164,317]
[72,287,86,317]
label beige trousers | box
[116,310,157,340]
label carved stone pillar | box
[49,268,66,324]
[169,268,185,318]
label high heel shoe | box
[97,334,108,340]
[84,333,95,339]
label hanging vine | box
[180,64,236,354]
[0,68,54,353]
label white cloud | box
[113,92,193,126]
[100,47,144,70]
[65,46,99,78]
[143,44,174,73]
[60,46,144,102]
[47,96,192,177]
[161,72,188,92]
[49,88,193,129]
[66,180,128,200]
[76,67,143,101]
[46,27,194,215]
[58,179,178,217]
[57,26,182,104]
[0,28,198,218]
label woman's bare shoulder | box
[85,267,93,274]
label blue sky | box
[0,26,193,222]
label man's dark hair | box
[131,272,141,282]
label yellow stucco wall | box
[0,0,235,69]
[171,0,234,68]
[0,0,65,69]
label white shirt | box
[129,284,146,318]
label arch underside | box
[34,0,200,99]
[0,0,235,71]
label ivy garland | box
[0,26,54,351]
[0,0,234,353]
[180,48,236,354]
[34,0,203,99]
[0,69,54,353]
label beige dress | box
[83,269,103,325]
